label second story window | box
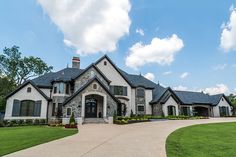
[110,86,127,96]
[53,83,65,94]
[137,88,145,97]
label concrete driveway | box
[5,118,236,157]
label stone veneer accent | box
[152,103,163,116]
[74,67,109,91]
[63,80,117,118]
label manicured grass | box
[166,122,236,157]
[0,126,78,156]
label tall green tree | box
[0,46,53,85]
[0,77,16,111]
[228,94,236,115]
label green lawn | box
[0,126,78,156]
[166,122,236,157]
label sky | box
[0,0,236,95]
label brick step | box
[83,118,107,124]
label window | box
[137,88,145,97]
[20,100,35,116]
[65,84,70,94]
[52,103,56,116]
[111,86,127,96]
[219,106,229,116]
[138,105,145,112]
[27,87,31,93]
[53,83,65,94]
[167,106,176,116]
[104,61,107,65]
[66,108,72,116]
[12,100,41,117]
[181,107,190,116]
[57,103,63,118]
[93,83,97,89]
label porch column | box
[81,94,85,118]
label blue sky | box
[0,0,236,94]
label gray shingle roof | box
[209,94,224,105]
[32,68,84,88]
[174,90,211,105]
[151,84,167,103]
[119,69,156,89]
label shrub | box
[25,119,33,125]
[69,113,76,125]
[130,110,134,117]
[39,119,46,125]
[34,119,40,125]
[17,119,25,126]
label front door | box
[85,98,97,118]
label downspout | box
[46,88,52,124]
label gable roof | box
[95,55,134,87]
[150,85,181,104]
[63,76,120,106]
[95,55,156,89]
[209,94,232,106]
[6,80,50,101]
[72,63,111,84]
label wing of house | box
[4,55,232,124]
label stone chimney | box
[72,57,80,69]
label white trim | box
[82,91,107,118]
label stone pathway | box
[5,118,236,157]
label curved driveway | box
[5,118,236,157]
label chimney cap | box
[72,57,80,62]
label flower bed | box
[114,116,149,125]
[64,124,77,128]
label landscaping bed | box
[114,115,208,125]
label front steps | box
[83,118,107,124]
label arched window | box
[66,107,72,116]
[27,87,31,93]
[167,105,176,116]
[93,83,97,90]
[104,61,107,65]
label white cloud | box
[204,84,230,95]
[136,28,144,36]
[38,0,131,55]
[144,73,155,81]
[220,6,236,52]
[173,85,188,91]
[125,34,184,69]
[180,72,189,79]
[213,64,227,71]
[162,71,172,75]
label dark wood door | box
[85,100,97,118]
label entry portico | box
[81,91,107,118]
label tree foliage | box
[228,94,236,115]
[0,77,16,111]
[0,46,53,85]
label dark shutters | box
[123,87,127,96]
[34,100,42,116]
[12,99,21,116]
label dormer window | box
[27,87,31,93]
[53,82,65,94]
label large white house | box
[4,55,232,124]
